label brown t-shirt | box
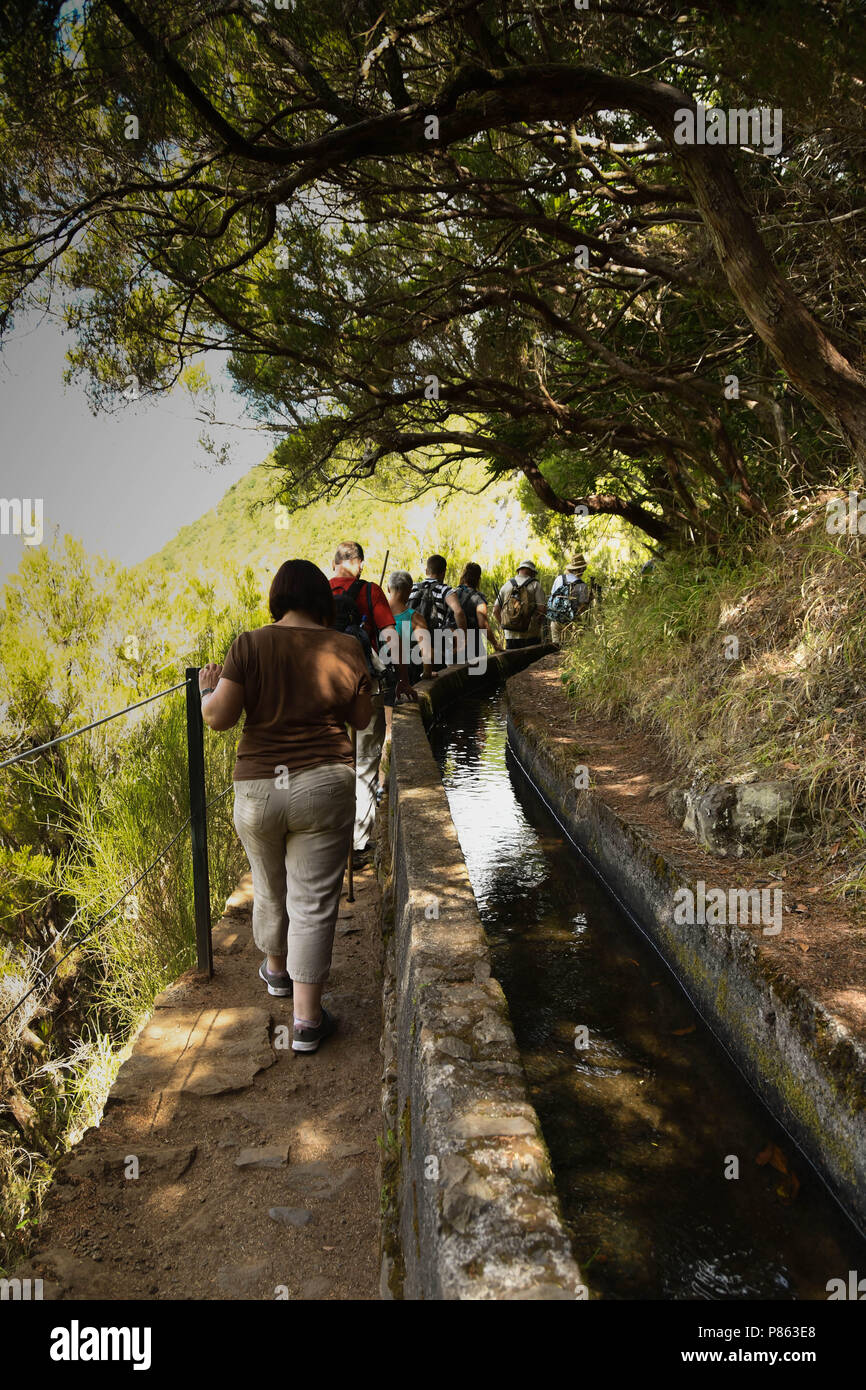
[221,626,371,780]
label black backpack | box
[409,579,451,631]
[448,584,484,629]
[333,579,377,673]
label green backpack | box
[501,578,536,632]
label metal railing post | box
[185,668,213,977]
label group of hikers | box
[196,542,598,1054]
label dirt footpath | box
[18,868,382,1301]
[508,654,866,1044]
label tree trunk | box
[521,460,674,543]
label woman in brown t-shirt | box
[198,559,372,1053]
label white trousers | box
[353,695,386,851]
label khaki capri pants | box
[233,762,355,983]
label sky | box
[0,312,266,584]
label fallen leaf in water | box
[671,1025,696,1035]
[756,1143,786,1169]
[756,1143,800,1202]
[623,959,640,967]
[651,980,660,986]
[777,1172,800,1203]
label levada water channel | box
[428,686,866,1300]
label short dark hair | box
[460,562,481,589]
[269,559,335,625]
[426,553,447,579]
[334,541,364,567]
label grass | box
[560,493,866,906]
[0,597,256,1272]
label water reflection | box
[430,689,866,1300]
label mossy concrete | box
[379,646,586,1299]
[506,696,866,1236]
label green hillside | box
[146,459,561,599]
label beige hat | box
[517,559,537,575]
[567,552,587,570]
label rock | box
[223,876,254,914]
[178,1204,222,1237]
[283,1161,331,1189]
[472,1015,512,1046]
[14,1246,114,1299]
[212,927,246,956]
[429,1089,453,1115]
[62,1145,196,1183]
[448,1110,536,1140]
[230,1097,300,1130]
[670,780,804,857]
[299,1276,330,1299]
[110,1005,275,1101]
[440,1153,496,1233]
[51,1186,79,1204]
[331,1143,365,1159]
[666,787,688,824]
[234,1145,289,1168]
[283,1162,361,1199]
[268,1206,314,1227]
[216,1260,270,1295]
[502,1283,582,1300]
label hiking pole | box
[378,549,390,588]
[346,724,357,903]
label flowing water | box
[429,687,866,1300]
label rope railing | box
[0,668,227,1031]
[0,680,189,772]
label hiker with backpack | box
[198,559,372,1053]
[448,562,503,661]
[492,560,547,650]
[547,552,594,644]
[384,569,429,693]
[329,541,397,868]
[378,570,430,797]
[408,555,467,673]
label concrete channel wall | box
[506,702,866,1237]
[379,646,587,1299]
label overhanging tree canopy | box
[1,0,864,542]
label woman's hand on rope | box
[199,662,223,693]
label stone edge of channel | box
[505,687,866,1239]
[378,646,587,1300]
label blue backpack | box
[547,575,591,624]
